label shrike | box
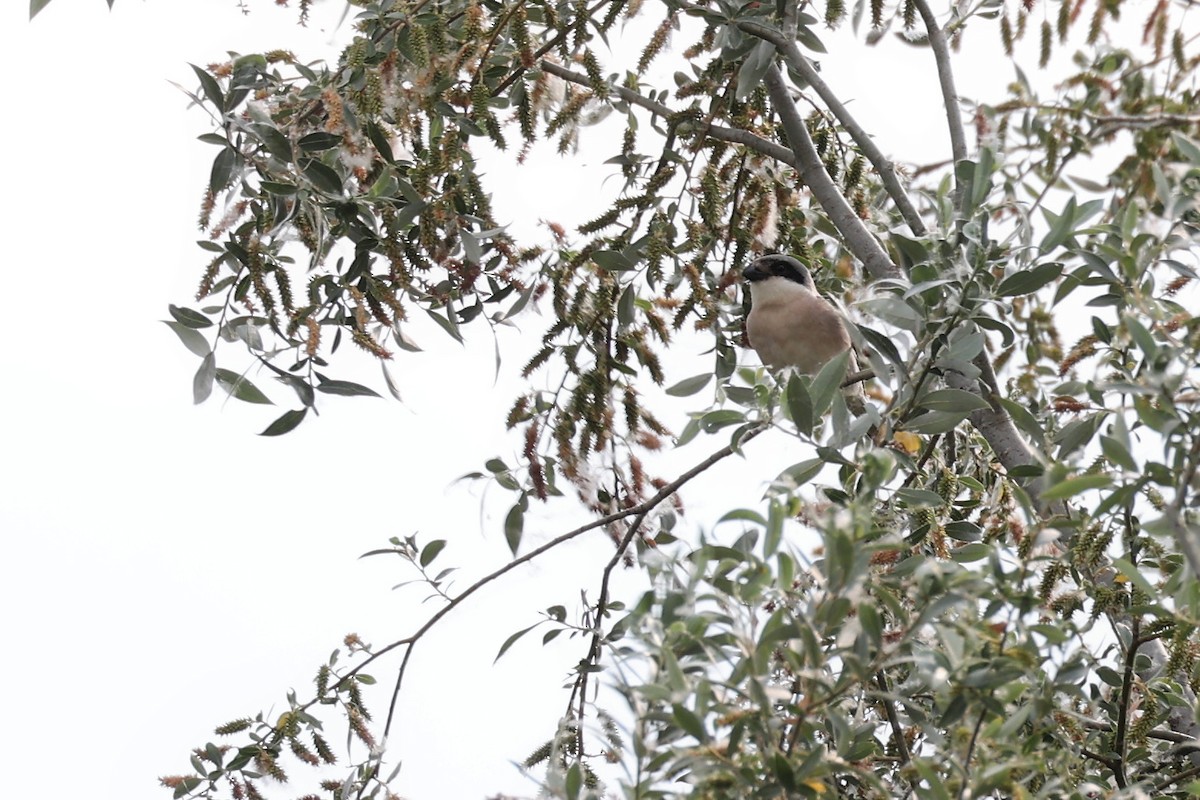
[743,254,859,376]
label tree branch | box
[762,65,901,282]
[539,60,802,172]
[912,0,967,169]
[570,425,767,754]
[367,424,767,745]
[732,18,927,237]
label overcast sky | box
[0,2,1033,798]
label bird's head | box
[743,254,815,295]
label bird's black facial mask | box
[744,255,811,287]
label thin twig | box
[875,671,912,766]
[956,708,988,800]
[571,425,768,755]
[367,425,768,744]
[539,60,800,169]
[1155,762,1200,791]
[1112,619,1144,789]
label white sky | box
[0,1,1095,798]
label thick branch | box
[734,18,927,237]
[763,65,901,282]
[912,0,967,169]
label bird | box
[743,253,860,380]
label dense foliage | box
[34,0,1200,796]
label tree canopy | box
[35,0,1200,796]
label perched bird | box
[743,253,859,378]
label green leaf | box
[209,147,239,194]
[565,762,583,800]
[671,703,708,742]
[169,304,214,329]
[1040,198,1078,252]
[298,132,343,151]
[665,373,711,397]
[163,321,211,358]
[697,409,745,433]
[859,295,921,331]
[214,369,273,405]
[494,623,538,663]
[424,307,463,342]
[786,374,814,433]
[996,262,1063,297]
[316,379,381,398]
[736,40,774,100]
[504,500,525,554]
[905,409,971,435]
[190,64,224,110]
[949,542,990,563]
[1040,473,1112,501]
[1172,132,1200,165]
[419,539,447,567]
[592,250,636,271]
[1056,412,1105,459]
[300,158,344,194]
[1100,434,1137,472]
[773,458,823,490]
[917,388,992,413]
[252,124,293,161]
[260,180,298,196]
[810,349,851,418]
[260,408,308,436]
[895,488,946,507]
[193,353,216,405]
[997,398,1046,450]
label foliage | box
[38,0,1200,796]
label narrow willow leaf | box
[300,158,344,194]
[504,500,525,554]
[209,147,239,194]
[1040,472,1112,501]
[298,132,343,151]
[252,124,293,161]
[260,408,308,436]
[419,539,447,567]
[190,63,224,110]
[169,304,214,329]
[786,374,814,433]
[193,353,216,405]
[215,368,273,404]
[996,262,1063,297]
[810,349,851,419]
[163,321,211,358]
[494,623,538,663]
[1099,434,1137,472]
[665,373,711,397]
[917,388,992,413]
[316,379,382,398]
[592,250,636,271]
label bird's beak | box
[743,262,766,282]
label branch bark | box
[763,65,901,282]
[734,18,928,237]
[912,0,967,169]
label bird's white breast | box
[746,277,853,375]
